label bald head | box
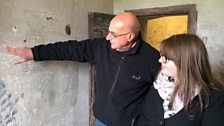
[110,12,140,36]
[106,12,140,51]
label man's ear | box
[128,33,136,42]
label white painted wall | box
[114,0,224,81]
[0,0,113,125]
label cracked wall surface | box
[0,0,113,125]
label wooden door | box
[147,15,188,50]
[88,12,114,126]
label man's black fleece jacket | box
[31,35,160,126]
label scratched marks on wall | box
[0,80,19,126]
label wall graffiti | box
[0,80,19,126]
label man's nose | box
[106,33,113,40]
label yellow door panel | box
[147,15,188,50]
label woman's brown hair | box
[160,34,224,116]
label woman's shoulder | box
[211,89,224,99]
[212,89,224,101]
[201,90,224,126]
[206,89,224,110]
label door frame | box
[126,4,197,34]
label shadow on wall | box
[0,79,19,125]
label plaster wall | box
[0,0,113,125]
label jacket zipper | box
[106,56,125,123]
[109,56,125,94]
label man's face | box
[106,20,131,52]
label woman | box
[134,34,224,126]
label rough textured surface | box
[0,0,113,125]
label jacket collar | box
[122,32,143,56]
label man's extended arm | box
[5,38,102,64]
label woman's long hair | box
[160,34,224,116]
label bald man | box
[5,12,160,126]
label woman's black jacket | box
[134,86,224,126]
